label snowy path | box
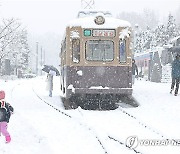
[0,77,180,154]
[132,80,180,139]
[0,78,105,154]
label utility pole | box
[40,46,43,75]
[81,0,95,9]
[43,50,45,65]
[36,42,38,75]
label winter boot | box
[170,89,173,94]
[5,136,11,143]
[174,89,178,96]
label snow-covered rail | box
[32,87,109,154]
[77,106,144,154]
[108,136,142,154]
[32,84,178,154]
[117,106,179,145]
[32,87,146,154]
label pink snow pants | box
[0,122,10,137]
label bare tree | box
[117,9,159,30]
[0,18,30,75]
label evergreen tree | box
[153,24,167,46]
[166,13,179,41]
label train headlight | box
[94,15,105,25]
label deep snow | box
[0,76,180,154]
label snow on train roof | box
[67,10,131,29]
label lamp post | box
[36,42,38,75]
[40,46,43,75]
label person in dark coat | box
[170,54,180,96]
[0,90,14,143]
[132,59,138,84]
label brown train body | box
[60,11,133,104]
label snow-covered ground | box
[0,76,180,154]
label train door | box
[60,38,67,95]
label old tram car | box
[60,11,133,109]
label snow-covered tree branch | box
[0,18,30,75]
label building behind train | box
[134,36,180,83]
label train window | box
[85,40,114,61]
[119,39,126,63]
[84,29,91,36]
[72,39,80,63]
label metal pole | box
[43,50,45,65]
[36,42,38,75]
[41,46,43,75]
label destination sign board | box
[92,29,115,37]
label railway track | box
[32,85,178,154]
[32,86,145,154]
[9,80,178,154]
[32,87,110,154]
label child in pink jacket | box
[0,90,14,143]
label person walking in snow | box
[132,59,138,84]
[0,90,14,143]
[170,54,180,96]
[46,70,55,97]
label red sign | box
[92,30,115,37]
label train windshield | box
[85,40,114,61]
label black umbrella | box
[170,46,180,53]
[42,65,60,76]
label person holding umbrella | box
[170,54,180,96]
[42,65,60,97]
[42,65,60,76]
[46,70,56,97]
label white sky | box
[1,0,180,34]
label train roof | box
[67,10,131,29]
[134,46,165,58]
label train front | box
[64,11,133,100]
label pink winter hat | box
[0,91,5,100]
